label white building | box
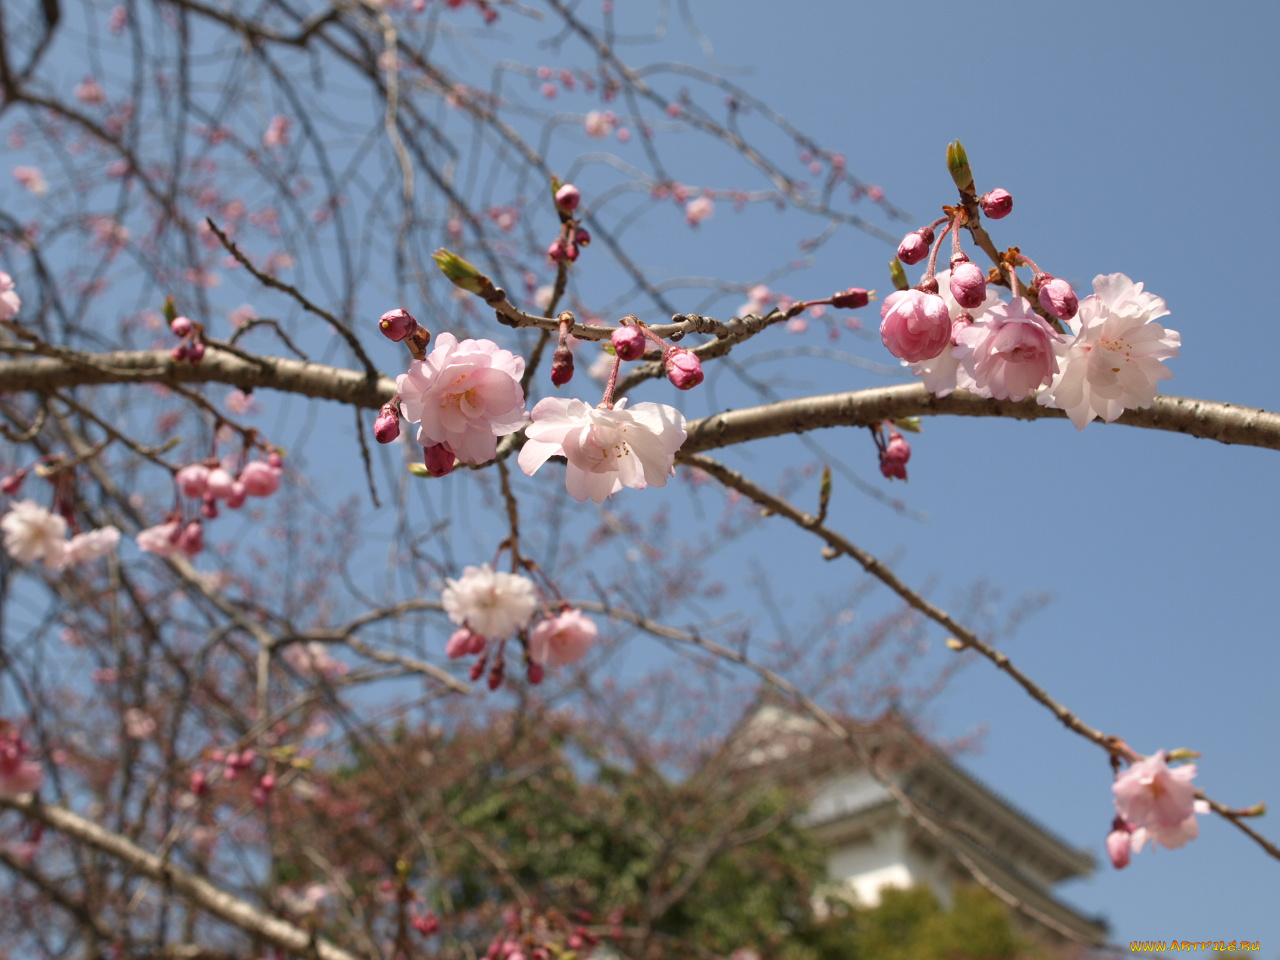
[740,705,1109,946]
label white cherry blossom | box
[441,563,538,640]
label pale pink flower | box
[136,521,184,557]
[229,304,257,329]
[282,642,349,679]
[176,463,210,498]
[953,297,1059,401]
[0,731,42,795]
[13,166,47,196]
[124,708,156,739]
[528,609,597,667]
[441,563,538,639]
[879,289,950,363]
[262,114,291,148]
[519,397,687,503]
[1106,824,1132,869]
[1112,750,1206,853]
[239,461,281,497]
[2,500,68,566]
[225,389,256,415]
[685,195,714,226]
[0,271,20,320]
[1037,274,1180,430]
[396,332,528,465]
[74,76,106,105]
[583,110,615,139]
[56,526,120,568]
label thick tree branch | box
[2,349,1279,454]
[0,794,365,960]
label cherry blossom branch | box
[677,453,1280,863]
[0,795,365,960]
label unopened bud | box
[206,468,235,500]
[980,188,1013,220]
[664,349,703,390]
[171,343,189,362]
[379,307,417,342]
[1037,276,1078,321]
[432,248,499,301]
[176,463,210,499]
[547,239,567,262]
[374,404,401,443]
[180,521,204,555]
[423,443,455,478]
[879,428,910,482]
[258,773,276,793]
[574,227,591,247]
[564,242,579,262]
[611,324,646,361]
[946,139,974,194]
[225,481,247,510]
[554,182,581,213]
[830,287,871,310]
[550,345,575,386]
[190,770,208,796]
[1107,819,1133,870]
[201,494,219,519]
[0,469,26,495]
[897,231,930,266]
[949,258,987,309]
[187,341,206,363]
[527,661,544,685]
[170,315,194,337]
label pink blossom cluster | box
[0,725,43,796]
[0,271,20,320]
[1,500,121,571]
[137,453,282,558]
[1108,750,1208,868]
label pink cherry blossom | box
[1,500,67,566]
[528,609,597,667]
[56,526,121,569]
[74,76,106,105]
[176,463,210,498]
[685,195,714,226]
[0,730,43,796]
[879,429,910,481]
[1112,750,1206,853]
[239,461,281,497]
[583,110,616,139]
[13,166,48,196]
[263,114,291,148]
[396,332,528,465]
[137,521,186,558]
[282,642,349,679]
[441,563,538,639]
[953,297,1059,401]
[1037,274,1180,430]
[879,289,950,363]
[124,708,156,739]
[518,397,687,503]
[0,271,20,320]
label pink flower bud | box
[190,770,208,796]
[980,188,1013,220]
[879,428,910,482]
[201,494,219,519]
[1037,276,1079,321]
[879,289,951,362]
[574,227,591,247]
[554,183,580,212]
[550,345,575,386]
[267,451,283,469]
[379,307,417,342]
[240,461,281,497]
[176,463,210,498]
[180,521,204,555]
[423,443,455,478]
[446,628,480,658]
[527,661,545,685]
[948,258,987,310]
[1106,826,1132,870]
[238,749,256,767]
[0,469,26,495]
[170,315,194,337]
[547,239,567,262]
[897,227,934,266]
[564,242,579,262]
[206,468,235,500]
[664,349,703,390]
[611,324,646,361]
[830,287,870,310]
[171,343,189,361]
[374,405,401,443]
[224,482,247,510]
[258,774,276,793]
[187,341,206,363]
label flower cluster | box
[0,271,20,321]
[1,500,120,571]
[0,725,43,796]
[1108,750,1208,867]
